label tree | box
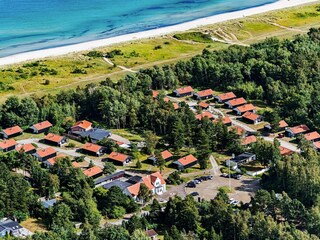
[138,183,153,205]
[136,159,142,169]
[155,151,165,173]
[131,229,149,240]
[144,131,158,155]
[104,162,116,174]
[98,226,130,240]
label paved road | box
[17,139,104,168]
[231,118,257,133]
[262,136,300,153]
[209,155,221,176]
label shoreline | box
[0,0,318,67]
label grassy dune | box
[0,2,320,101]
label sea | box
[0,0,276,58]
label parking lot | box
[185,175,260,203]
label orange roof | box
[289,125,310,135]
[83,166,103,177]
[150,172,166,185]
[2,125,22,136]
[226,97,247,107]
[196,111,214,120]
[152,90,159,98]
[127,183,141,196]
[236,104,255,113]
[161,150,173,160]
[279,146,294,156]
[45,133,64,143]
[108,151,129,162]
[231,126,246,136]
[0,139,17,149]
[72,120,92,130]
[36,147,56,158]
[241,135,257,145]
[199,102,209,108]
[175,86,194,95]
[173,103,179,110]
[163,97,170,103]
[242,111,260,121]
[177,154,197,166]
[214,116,232,125]
[314,141,320,149]
[82,143,102,153]
[32,120,52,131]
[279,120,288,128]
[217,92,236,101]
[72,161,81,168]
[46,154,66,166]
[16,143,36,153]
[196,89,214,98]
[304,131,320,141]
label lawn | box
[20,217,47,233]
[109,129,144,142]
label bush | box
[105,49,123,58]
[173,32,212,43]
[66,142,75,148]
[166,171,183,185]
[108,206,126,219]
[85,50,104,58]
[43,79,50,85]
[154,45,162,50]
[71,68,87,74]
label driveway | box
[262,136,300,153]
[17,138,104,168]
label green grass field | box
[0,2,320,101]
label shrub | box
[85,50,104,58]
[154,45,162,50]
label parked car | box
[277,133,284,138]
[194,179,201,184]
[194,178,202,182]
[201,175,213,181]
[207,175,213,180]
[187,181,196,188]
[229,199,240,205]
[190,192,199,196]
[221,173,228,178]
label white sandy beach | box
[0,0,318,67]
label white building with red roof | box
[71,120,93,132]
[173,86,194,97]
[30,120,52,134]
[1,125,23,139]
[194,89,214,100]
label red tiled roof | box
[217,92,236,101]
[241,135,257,145]
[279,146,294,156]
[196,89,214,98]
[177,154,197,166]
[72,161,81,168]
[46,154,66,166]
[16,143,35,153]
[226,97,247,107]
[236,104,255,113]
[32,120,52,131]
[314,141,320,149]
[45,133,64,143]
[242,111,260,121]
[163,97,170,102]
[2,125,22,136]
[214,116,232,125]
[199,102,209,108]
[289,125,310,135]
[127,183,141,196]
[152,90,159,98]
[108,151,129,163]
[83,166,103,177]
[279,120,288,128]
[150,171,166,185]
[231,126,246,136]
[0,139,17,149]
[195,111,214,120]
[175,86,194,95]
[161,150,173,160]
[304,131,320,141]
[146,229,158,237]
[173,103,179,110]
[72,120,92,130]
[82,143,102,153]
[36,147,56,158]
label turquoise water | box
[0,0,276,57]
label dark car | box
[190,192,199,196]
[231,174,242,180]
[187,181,196,188]
[194,178,202,183]
[277,133,284,138]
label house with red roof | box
[224,97,247,109]
[198,101,210,110]
[195,111,214,121]
[83,166,103,178]
[229,125,249,137]
[173,154,198,170]
[172,103,179,110]
[285,124,310,138]
[43,154,67,168]
[106,151,131,165]
[152,90,159,99]
[279,146,294,156]
[71,120,93,132]
[313,141,320,151]
[0,139,17,152]
[241,135,257,146]
[215,92,236,103]
[233,104,255,115]
[16,143,36,154]
[242,112,262,125]
[1,125,23,139]
[214,116,232,126]
[148,150,173,165]
[304,131,320,142]
[173,86,194,97]
[264,120,288,133]
[44,133,68,146]
[34,147,57,162]
[194,89,214,100]
[82,143,104,156]
[30,120,52,134]
[145,229,158,240]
